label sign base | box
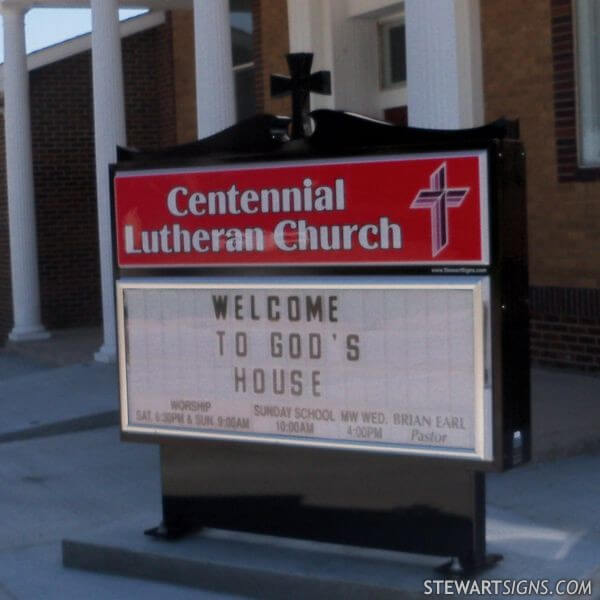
[148,442,499,574]
[436,552,503,576]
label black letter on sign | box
[212,295,228,319]
[235,332,248,357]
[306,296,323,321]
[234,367,246,392]
[346,335,360,361]
[216,331,225,356]
[288,296,301,321]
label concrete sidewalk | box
[0,349,240,600]
[0,360,117,444]
[0,342,598,598]
[531,367,600,460]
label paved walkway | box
[0,329,598,598]
[0,341,239,600]
[4,326,102,368]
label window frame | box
[374,11,407,119]
[230,1,256,121]
[551,0,600,181]
[378,15,407,91]
[574,0,600,168]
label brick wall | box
[481,0,600,371]
[530,287,600,372]
[171,10,198,144]
[550,0,579,183]
[123,17,177,150]
[156,13,178,149]
[254,0,290,116]
[29,50,99,330]
[0,20,176,342]
[481,0,600,290]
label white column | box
[2,3,50,342]
[91,0,126,363]
[405,0,483,129]
[193,0,236,138]
[286,0,336,111]
[287,0,314,53]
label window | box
[551,0,600,180]
[230,0,256,120]
[379,18,406,89]
[575,0,600,166]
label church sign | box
[114,152,489,267]
[113,119,527,472]
[115,148,497,462]
[111,82,529,571]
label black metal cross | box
[271,53,331,140]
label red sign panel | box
[113,152,489,267]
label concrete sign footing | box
[62,521,442,599]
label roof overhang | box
[0,10,167,94]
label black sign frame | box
[110,109,530,572]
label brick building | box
[0,0,599,372]
[482,0,600,371]
[0,1,290,360]
[0,12,176,340]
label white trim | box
[348,0,404,20]
[0,0,189,6]
[405,0,484,129]
[232,61,253,72]
[0,11,165,92]
[376,85,407,113]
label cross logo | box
[410,163,470,257]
